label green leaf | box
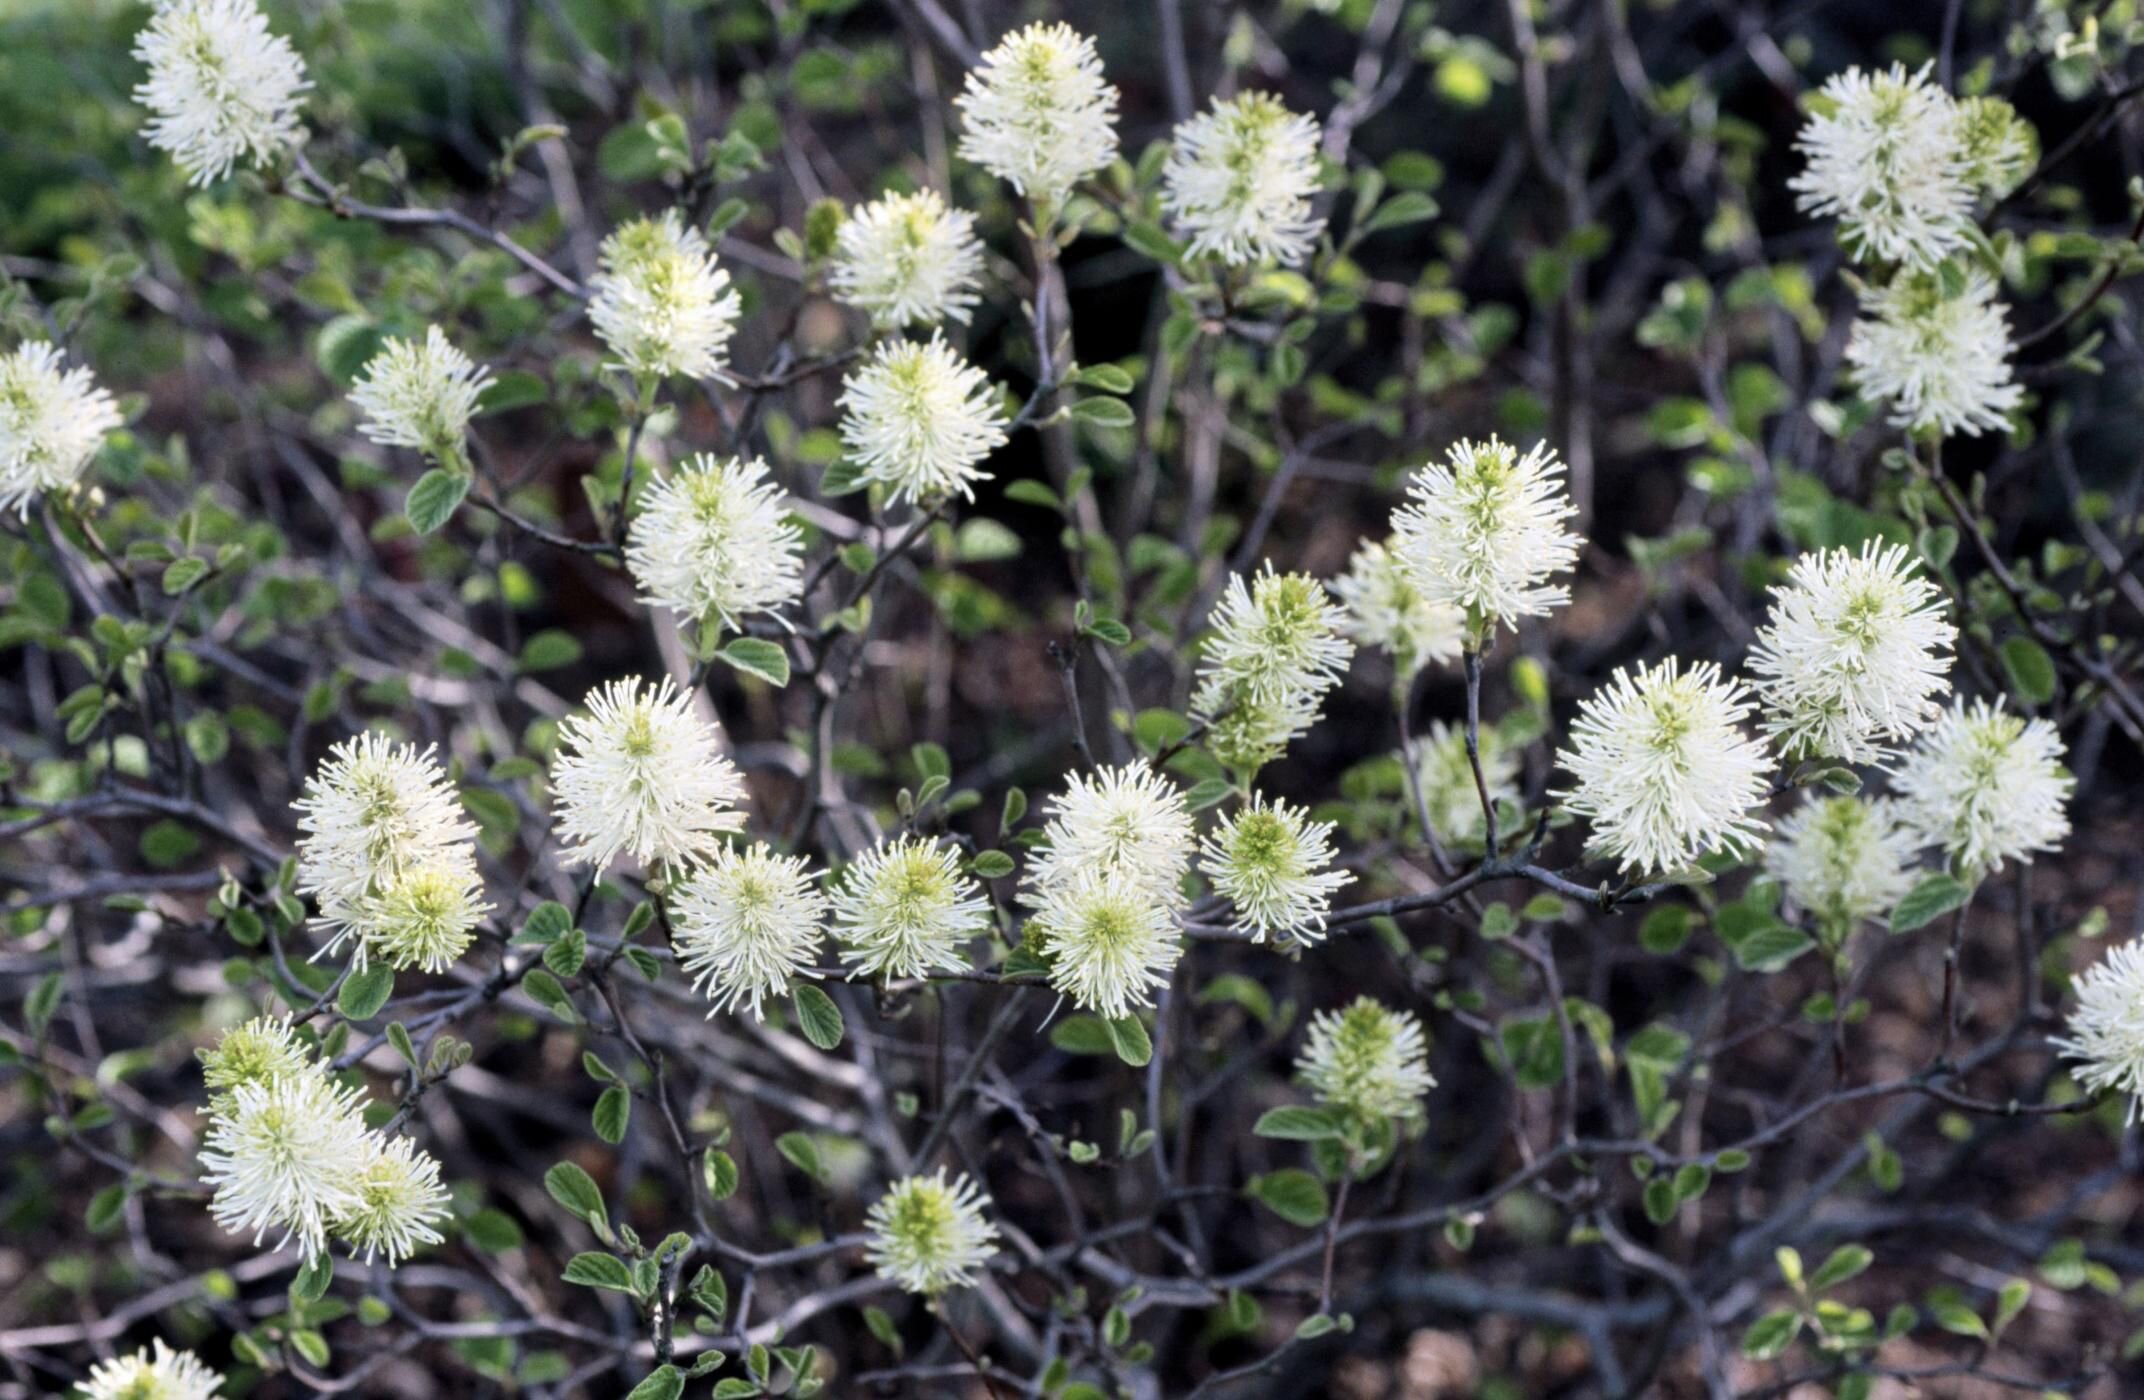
[1069,397,1136,428]
[775,1131,825,1182]
[625,1365,685,1400]
[544,1162,608,1231]
[1639,905,1694,955]
[1890,874,1970,934]
[1931,1298,1989,1340]
[520,902,573,945]
[593,1085,631,1144]
[1810,1244,1874,1291]
[291,1252,334,1302]
[521,968,575,1023]
[2000,636,2058,705]
[405,469,470,534]
[161,557,209,596]
[1003,479,1063,511]
[1253,1106,1347,1141]
[1049,1015,1115,1055]
[1728,922,1816,974]
[1195,973,1275,1028]
[791,985,845,1050]
[517,629,584,673]
[1071,364,1135,394]
[1183,778,1233,811]
[544,927,588,978]
[1360,191,1439,237]
[1105,1015,1153,1067]
[1082,617,1133,646]
[863,1304,903,1356]
[477,370,548,414]
[968,849,1016,879]
[703,1149,740,1200]
[462,1208,524,1252]
[1740,1309,1802,1360]
[561,1251,634,1293]
[1247,1169,1330,1227]
[719,637,791,688]
[85,1182,129,1234]
[337,966,394,1021]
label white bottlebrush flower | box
[132,0,309,186]
[1846,269,2022,439]
[1028,875,1182,1018]
[590,211,742,384]
[0,342,122,516]
[1334,538,1467,679]
[1023,762,1195,907]
[2054,938,2144,1122]
[1391,438,1583,641]
[1766,795,1921,932]
[1198,794,1349,943]
[1191,566,1355,714]
[1956,96,2036,199]
[293,733,483,967]
[1555,658,1773,876]
[627,454,804,633]
[198,1015,313,1106]
[201,1072,369,1258]
[672,842,829,1019]
[1412,719,1520,847]
[551,676,747,871]
[1748,542,1956,763]
[1201,688,1324,775]
[1162,91,1326,267]
[830,836,989,980]
[865,1169,1001,1295]
[954,21,1120,205]
[80,1339,224,1400]
[332,1133,451,1266]
[1892,698,2071,876]
[1296,997,1435,1124]
[347,326,493,466]
[1790,64,1970,269]
[829,189,987,330]
[836,335,1009,506]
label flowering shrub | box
[4,2,2144,1396]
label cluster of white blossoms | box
[955,22,1120,206]
[0,341,122,517]
[1556,658,1773,876]
[1391,438,1582,643]
[293,733,489,973]
[1296,997,1435,1125]
[625,454,804,633]
[551,676,747,871]
[1413,719,1519,847]
[1766,795,1920,935]
[1190,567,1354,771]
[1748,542,1956,763]
[1791,64,1975,269]
[198,1017,448,1264]
[830,189,987,330]
[831,835,991,980]
[2055,938,2144,1122]
[865,1169,1001,1295]
[348,326,493,468]
[1161,92,1326,268]
[1845,269,2023,439]
[1333,538,1467,682]
[80,1339,224,1400]
[589,211,742,384]
[673,843,829,1019]
[132,0,310,186]
[1892,698,2072,877]
[836,335,1009,506]
[1197,795,1349,943]
[1021,762,1194,1018]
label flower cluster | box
[133,0,310,185]
[551,676,747,871]
[0,341,122,517]
[293,733,489,973]
[1296,997,1435,1124]
[830,189,987,330]
[1766,795,1920,934]
[673,843,829,1019]
[1892,698,2071,877]
[1333,538,1467,681]
[1412,719,1519,848]
[1556,658,1772,876]
[955,22,1120,205]
[590,211,742,384]
[626,454,804,633]
[2055,938,2144,1122]
[1190,567,1354,771]
[1161,92,1326,267]
[1021,762,1194,1018]
[348,326,493,467]
[1790,64,1975,269]
[1748,542,1955,763]
[1391,438,1582,642]
[80,1339,225,1400]
[865,1169,1001,1295]
[197,1017,448,1264]
[1845,269,2022,439]
[831,836,991,980]
[1198,795,1348,943]
[837,335,1009,506]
